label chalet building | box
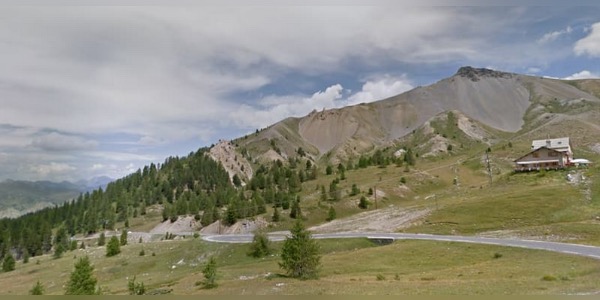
[514,137,573,171]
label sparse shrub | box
[421,276,436,281]
[493,252,503,259]
[358,196,369,209]
[400,177,406,184]
[248,230,271,258]
[30,280,44,295]
[23,251,29,264]
[139,249,145,256]
[368,188,373,196]
[128,276,146,295]
[193,232,200,239]
[325,165,333,175]
[376,274,386,281]
[70,240,78,251]
[350,184,360,196]
[53,244,65,259]
[201,256,218,289]
[394,273,400,280]
[152,252,156,257]
[542,275,557,281]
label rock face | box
[455,66,514,81]
[208,140,253,184]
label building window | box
[532,152,539,158]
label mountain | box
[0,180,81,219]
[0,176,114,219]
[232,66,600,165]
[74,176,114,191]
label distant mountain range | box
[0,176,113,219]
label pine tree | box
[271,207,280,222]
[120,229,128,246]
[65,256,98,295]
[97,232,106,246]
[2,253,15,272]
[279,220,321,279]
[326,206,336,221]
[289,200,301,219]
[53,243,65,259]
[30,280,44,295]
[359,196,369,209]
[201,256,218,289]
[106,236,121,257]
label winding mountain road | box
[201,232,600,260]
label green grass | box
[3,237,600,295]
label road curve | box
[201,232,600,260]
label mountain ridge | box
[231,66,600,168]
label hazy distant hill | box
[0,176,113,219]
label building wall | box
[514,147,565,170]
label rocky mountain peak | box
[455,66,513,81]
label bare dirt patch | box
[208,140,253,183]
[309,206,430,233]
[150,216,199,234]
[199,217,270,234]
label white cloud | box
[231,75,414,129]
[527,67,542,74]
[91,163,105,170]
[574,22,600,56]
[347,75,414,106]
[231,84,344,129]
[537,26,573,44]
[563,70,600,80]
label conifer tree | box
[326,206,336,221]
[2,253,15,272]
[97,232,106,246]
[289,200,301,219]
[30,280,44,295]
[272,207,280,222]
[120,229,128,246]
[279,220,321,279]
[201,256,218,289]
[65,256,98,295]
[106,236,121,257]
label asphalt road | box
[201,232,600,260]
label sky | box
[1,3,600,182]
